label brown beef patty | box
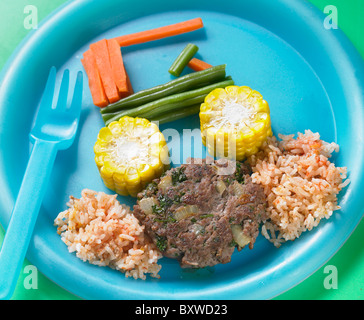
[133,158,268,268]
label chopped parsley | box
[171,167,187,185]
[200,214,214,219]
[153,215,176,224]
[141,181,158,198]
[155,235,168,252]
[229,239,237,247]
[158,194,173,209]
[151,193,183,224]
[152,204,164,215]
[152,194,174,216]
[235,162,245,184]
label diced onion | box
[215,180,227,195]
[158,175,172,191]
[139,197,158,215]
[174,205,199,221]
[231,224,251,248]
[231,181,244,197]
[190,223,204,235]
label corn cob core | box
[200,86,272,160]
[94,116,169,197]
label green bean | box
[148,104,201,124]
[104,78,234,126]
[101,75,234,123]
[100,64,226,114]
[141,94,206,119]
[141,75,231,119]
[101,77,223,122]
[168,43,199,77]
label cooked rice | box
[248,130,349,247]
[54,189,162,280]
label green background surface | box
[0,0,363,300]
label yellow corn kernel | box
[200,85,272,160]
[94,116,169,197]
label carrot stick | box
[187,58,213,71]
[115,64,134,99]
[81,50,109,107]
[114,18,204,47]
[124,66,134,97]
[90,39,120,103]
[107,39,132,98]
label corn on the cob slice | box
[94,116,169,197]
[200,86,272,160]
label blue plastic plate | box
[0,0,364,300]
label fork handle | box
[0,139,58,300]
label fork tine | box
[38,66,57,111]
[67,71,83,118]
[55,69,69,110]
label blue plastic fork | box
[0,67,83,300]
